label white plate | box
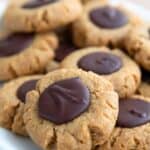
[0,0,150,150]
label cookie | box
[0,30,58,80]
[0,75,42,136]
[137,70,150,98]
[23,69,118,149]
[72,0,140,48]
[124,24,150,71]
[100,95,150,150]
[4,0,82,32]
[61,47,141,98]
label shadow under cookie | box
[137,70,150,98]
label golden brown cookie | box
[0,30,58,80]
[124,24,150,71]
[61,47,141,98]
[100,95,150,150]
[0,75,42,136]
[72,0,141,47]
[23,69,118,150]
[4,0,82,32]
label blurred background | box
[133,0,150,9]
[0,0,150,8]
[0,0,150,9]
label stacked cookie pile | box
[0,0,150,149]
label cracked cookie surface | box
[0,30,58,80]
[23,69,118,150]
[0,75,42,136]
[61,47,141,98]
[4,0,82,32]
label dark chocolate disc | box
[54,43,78,62]
[38,77,90,124]
[0,33,33,57]
[23,0,58,9]
[78,52,122,75]
[117,98,150,128]
[90,6,128,29]
[17,79,38,103]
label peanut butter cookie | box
[0,30,58,80]
[24,69,118,150]
[73,1,140,47]
[0,75,42,136]
[61,47,141,98]
[100,95,150,150]
[4,0,82,32]
[124,24,150,71]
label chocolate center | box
[0,33,33,57]
[23,0,58,9]
[38,77,90,124]
[90,6,128,29]
[78,52,122,75]
[117,98,150,128]
[17,79,38,103]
